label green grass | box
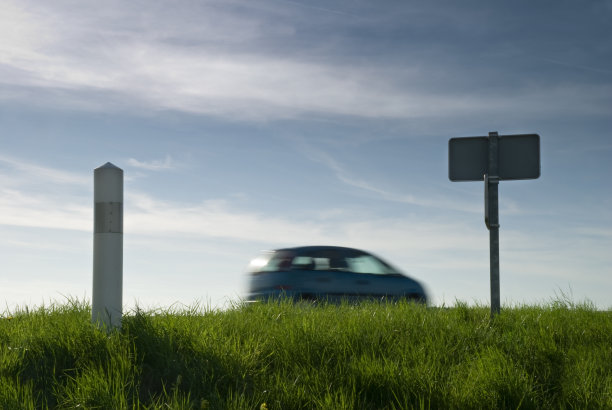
[1,299,611,409]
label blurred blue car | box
[247,246,427,303]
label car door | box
[345,252,404,299]
[295,248,351,301]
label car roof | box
[274,246,367,254]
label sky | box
[1,0,611,311]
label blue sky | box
[1,0,611,310]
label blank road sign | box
[498,134,540,180]
[448,137,488,181]
[449,134,540,181]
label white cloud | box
[0,188,90,231]
[0,155,91,231]
[124,191,484,253]
[0,1,53,61]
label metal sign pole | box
[487,132,501,316]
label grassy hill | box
[1,299,610,409]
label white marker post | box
[92,162,123,329]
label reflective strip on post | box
[94,202,123,233]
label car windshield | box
[249,249,401,275]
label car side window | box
[311,250,348,271]
[291,256,315,270]
[346,255,395,275]
[313,257,329,270]
[290,256,342,271]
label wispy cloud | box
[127,156,175,171]
[0,153,482,254]
[1,1,609,121]
[0,182,484,255]
[299,145,481,213]
[541,57,612,75]
[0,155,89,187]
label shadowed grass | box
[1,299,610,409]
